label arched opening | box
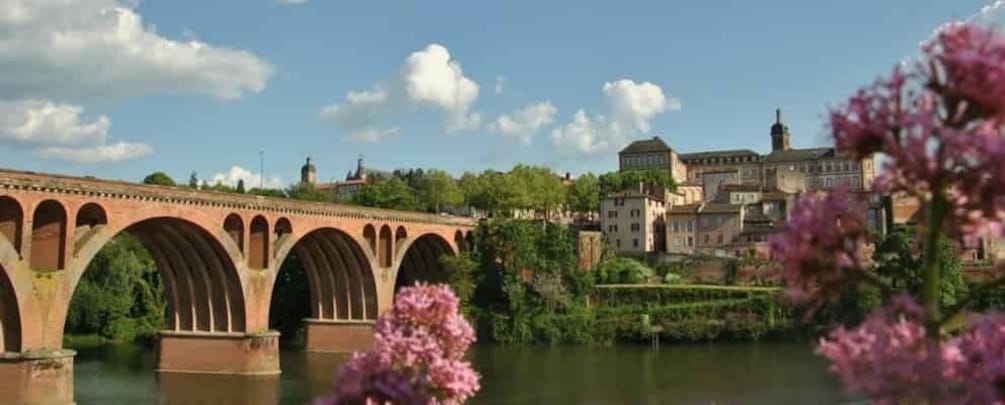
[379,225,392,267]
[274,218,292,239]
[224,214,244,253]
[66,217,246,349]
[31,200,67,270]
[74,203,108,251]
[395,234,454,292]
[249,216,269,269]
[395,226,407,256]
[454,230,464,252]
[0,197,22,254]
[0,264,21,353]
[269,228,377,346]
[363,224,376,257]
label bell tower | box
[771,108,791,152]
[300,156,316,184]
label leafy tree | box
[236,179,246,194]
[439,253,477,316]
[596,256,654,284]
[353,178,421,211]
[418,169,462,213]
[286,182,331,202]
[566,172,600,216]
[66,234,165,341]
[872,227,968,309]
[188,171,199,188]
[142,172,176,187]
[598,170,676,196]
[203,181,236,193]
[249,188,286,198]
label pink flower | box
[925,22,1005,120]
[950,313,1005,404]
[321,284,480,405]
[816,295,958,403]
[769,187,868,311]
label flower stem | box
[922,191,946,340]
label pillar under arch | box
[272,227,378,353]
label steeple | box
[300,155,316,184]
[356,154,367,181]
[770,108,791,152]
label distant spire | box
[776,108,782,124]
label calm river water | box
[73,343,845,404]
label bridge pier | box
[0,350,75,405]
[156,331,280,375]
[303,319,375,353]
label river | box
[73,342,845,404]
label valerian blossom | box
[769,187,868,311]
[317,283,480,405]
[773,20,1005,403]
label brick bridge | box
[0,169,475,403]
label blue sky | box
[0,0,997,188]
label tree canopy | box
[142,172,176,187]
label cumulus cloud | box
[208,166,285,189]
[0,100,109,145]
[551,79,679,156]
[487,101,557,143]
[0,0,273,163]
[35,141,153,163]
[0,0,273,101]
[348,126,400,143]
[319,43,481,140]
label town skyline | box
[0,0,998,189]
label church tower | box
[771,108,791,152]
[355,155,367,181]
[300,156,316,184]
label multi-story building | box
[300,155,389,201]
[618,136,688,182]
[599,188,667,254]
[666,203,745,256]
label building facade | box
[599,189,667,254]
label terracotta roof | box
[603,190,663,201]
[619,136,672,154]
[761,147,835,163]
[678,149,760,161]
[720,184,762,192]
[668,203,741,215]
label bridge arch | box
[394,233,457,292]
[272,227,378,321]
[379,225,392,267]
[71,216,246,333]
[249,215,269,269]
[0,263,21,353]
[224,214,244,254]
[31,200,67,271]
[0,196,23,255]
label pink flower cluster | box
[828,22,1005,244]
[318,283,480,405]
[769,187,868,311]
[818,295,1005,404]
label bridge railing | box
[0,168,476,227]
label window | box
[607,210,617,218]
[633,239,639,248]
[687,237,694,247]
[616,239,621,248]
[631,223,641,233]
[704,234,710,244]
[825,178,833,187]
[717,234,723,244]
[672,221,680,232]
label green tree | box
[598,170,676,196]
[873,227,968,309]
[566,173,600,216]
[142,172,176,187]
[188,171,199,188]
[66,234,165,342]
[236,179,246,193]
[353,178,421,211]
[286,182,330,202]
[418,169,462,213]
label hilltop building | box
[299,155,389,200]
[603,108,874,257]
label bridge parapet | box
[0,168,477,228]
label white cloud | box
[209,166,284,189]
[319,43,481,140]
[0,100,109,145]
[348,126,400,143]
[551,79,679,156]
[278,0,308,4]
[35,141,152,163]
[0,0,273,102]
[494,76,504,94]
[487,101,557,143]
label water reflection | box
[73,343,842,404]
